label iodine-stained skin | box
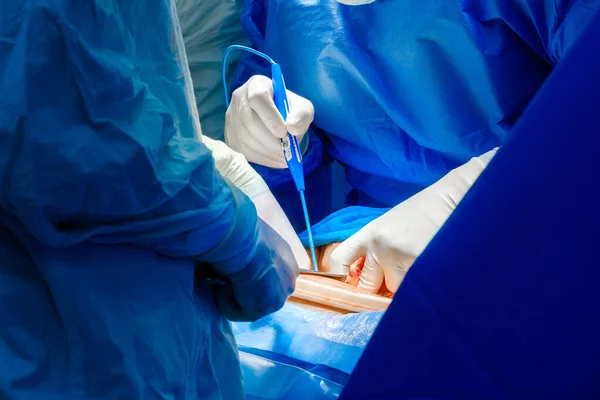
[305,243,393,298]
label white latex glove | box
[251,190,310,270]
[202,136,310,269]
[224,75,315,169]
[330,148,499,293]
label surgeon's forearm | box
[442,147,498,206]
[202,135,270,199]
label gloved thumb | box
[285,91,315,137]
[356,253,385,293]
[330,231,367,276]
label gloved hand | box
[213,218,299,322]
[330,148,499,293]
[202,135,310,269]
[224,75,315,169]
[202,135,269,199]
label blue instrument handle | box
[271,63,305,192]
[271,63,318,271]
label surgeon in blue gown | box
[0,0,315,399]
[224,0,600,293]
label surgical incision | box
[305,243,394,298]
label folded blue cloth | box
[298,206,389,247]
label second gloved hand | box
[213,218,299,322]
[330,149,498,294]
[224,75,315,169]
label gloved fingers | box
[241,109,287,165]
[245,75,288,139]
[225,74,314,169]
[379,251,416,293]
[356,253,385,293]
[285,90,314,137]
[230,103,287,168]
[330,231,368,276]
[224,106,246,153]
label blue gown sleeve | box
[0,0,259,274]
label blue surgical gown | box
[0,0,263,398]
[230,0,600,234]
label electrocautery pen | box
[270,63,319,272]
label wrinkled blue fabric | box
[232,0,599,235]
[298,207,388,247]
[0,0,293,398]
[341,7,600,399]
[234,303,383,375]
[241,346,351,387]
[240,349,344,399]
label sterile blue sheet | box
[234,303,383,375]
[239,349,345,400]
[340,7,600,399]
[231,0,599,234]
[234,303,385,399]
